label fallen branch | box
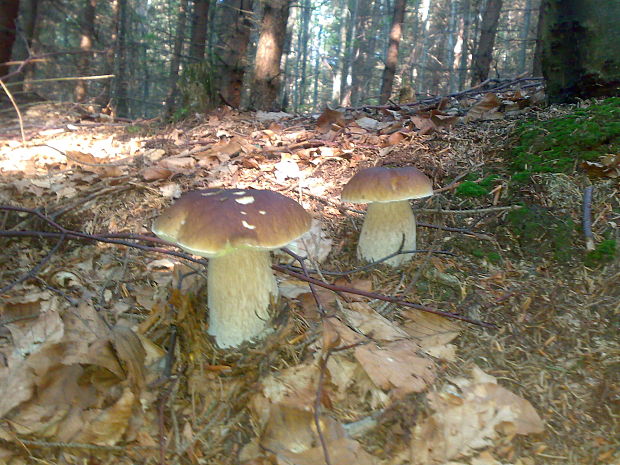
[582,186,595,251]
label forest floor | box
[0,93,618,465]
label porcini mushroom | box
[341,166,433,266]
[153,188,311,348]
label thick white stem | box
[357,200,416,267]
[207,249,278,348]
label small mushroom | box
[341,166,433,266]
[153,188,312,348]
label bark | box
[0,0,20,78]
[114,0,129,117]
[249,0,291,110]
[216,0,253,108]
[379,0,407,103]
[189,0,210,60]
[75,0,97,102]
[541,0,620,102]
[164,0,189,116]
[470,0,503,86]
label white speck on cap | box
[235,196,255,205]
[242,220,256,230]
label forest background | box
[0,0,576,118]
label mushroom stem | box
[207,248,278,348]
[358,200,416,267]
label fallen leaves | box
[404,366,544,465]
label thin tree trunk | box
[458,0,471,89]
[164,0,189,116]
[75,0,97,102]
[297,0,312,108]
[330,0,347,105]
[470,0,503,86]
[312,24,322,108]
[216,0,253,108]
[379,0,407,103]
[0,0,20,78]
[250,0,291,110]
[339,0,358,106]
[445,0,459,93]
[350,0,371,106]
[189,0,210,61]
[518,0,533,74]
[114,0,129,117]
[532,0,543,76]
[12,0,39,92]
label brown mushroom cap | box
[153,189,312,257]
[341,166,433,203]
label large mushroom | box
[341,166,433,266]
[153,188,311,348]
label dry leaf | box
[317,108,346,132]
[142,165,172,181]
[464,93,503,122]
[355,339,435,398]
[76,388,135,445]
[407,366,544,464]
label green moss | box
[456,175,500,197]
[506,206,576,263]
[510,97,620,180]
[585,239,617,267]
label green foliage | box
[506,206,576,263]
[509,97,620,180]
[456,175,500,197]
[177,62,218,116]
[470,247,502,264]
[585,239,617,267]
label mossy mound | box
[510,97,620,181]
[506,205,576,263]
[585,239,617,267]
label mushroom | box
[341,166,433,266]
[153,188,312,348]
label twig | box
[280,248,455,277]
[0,232,66,294]
[583,186,595,251]
[0,78,25,143]
[281,247,327,315]
[272,265,496,328]
[42,144,134,167]
[415,205,523,214]
[2,438,157,452]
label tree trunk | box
[114,0,129,117]
[350,0,371,106]
[312,24,322,108]
[541,0,620,103]
[11,0,39,92]
[532,0,543,76]
[457,0,471,90]
[445,0,459,93]
[470,0,503,86]
[250,0,291,110]
[164,0,189,116]
[189,0,210,61]
[517,0,533,74]
[339,0,357,106]
[297,0,312,109]
[0,0,20,78]
[75,0,97,102]
[330,0,347,105]
[216,0,253,108]
[379,0,407,103]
